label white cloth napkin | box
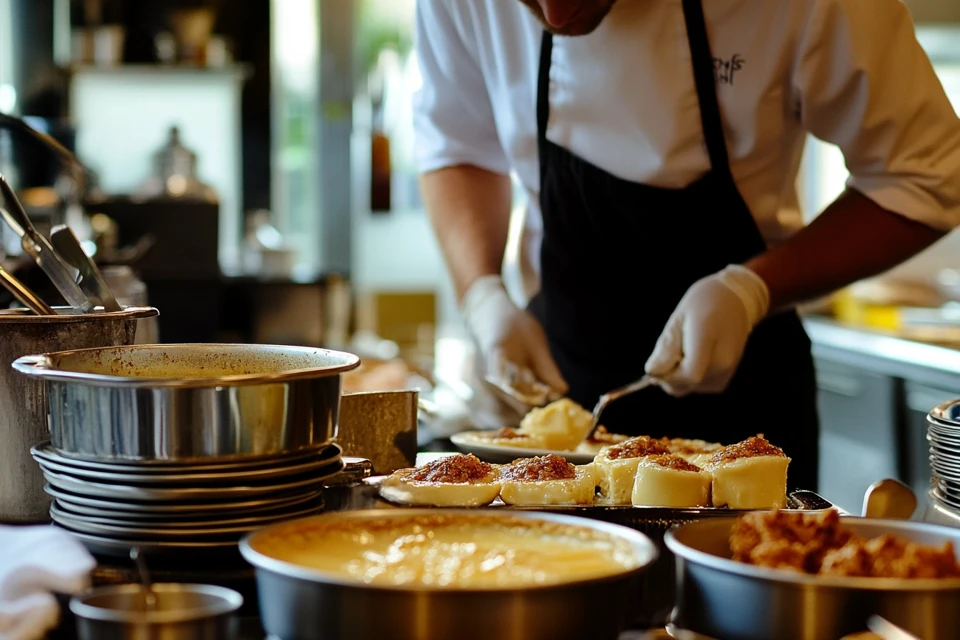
[0,526,95,640]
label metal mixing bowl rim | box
[68,583,243,624]
[11,343,361,388]
[239,508,658,593]
[664,515,960,591]
[0,305,157,323]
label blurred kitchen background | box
[2,0,960,512]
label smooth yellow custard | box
[250,514,644,589]
[518,398,593,451]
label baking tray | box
[328,477,835,628]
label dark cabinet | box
[815,358,898,513]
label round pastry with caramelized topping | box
[593,436,671,504]
[378,454,502,507]
[498,454,597,506]
[706,435,791,510]
[659,437,724,467]
[631,454,711,508]
[575,426,631,455]
[455,427,548,450]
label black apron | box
[528,0,819,492]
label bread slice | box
[378,453,501,507]
[517,398,593,451]
[631,454,711,507]
[594,436,671,504]
[498,455,597,506]
[706,435,791,509]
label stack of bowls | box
[928,398,960,514]
[12,343,362,558]
[33,441,344,557]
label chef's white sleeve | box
[412,0,510,175]
[793,0,960,230]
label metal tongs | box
[0,174,92,312]
[50,225,122,312]
[484,365,563,416]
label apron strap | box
[537,31,554,140]
[681,0,733,175]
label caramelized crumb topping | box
[500,454,577,482]
[660,438,722,455]
[711,434,785,464]
[404,454,493,484]
[644,454,702,473]
[606,436,670,460]
[491,427,527,440]
[586,426,628,445]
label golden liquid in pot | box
[251,514,642,589]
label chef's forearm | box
[745,189,946,312]
[419,165,514,301]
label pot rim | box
[0,305,157,324]
[664,516,960,591]
[69,583,243,624]
[11,343,361,388]
[239,508,658,593]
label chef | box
[412,0,960,490]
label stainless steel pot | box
[240,509,658,640]
[665,517,960,640]
[0,306,157,522]
[338,390,418,474]
[12,343,360,463]
[70,583,243,640]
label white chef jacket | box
[412,0,960,303]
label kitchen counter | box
[803,316,960,389]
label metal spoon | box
[867,616,919,640]
[130,547,156,611]
[861,478,918,520]
[0,265,55,315]
[50,225,122,312]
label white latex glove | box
[0,526,95,640]
[461,275,568,396]
[645,264,770,396]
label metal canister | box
[0,306,157,522]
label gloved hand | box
[0,525,95,640]
[461,275,568,396]
[645,264,770,396]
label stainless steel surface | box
[0,306,156,522]
[42,459,343,501]
[666,517,960,640]
[70,583,243,640]
[0,264,54,314]
[312,477,834,629]
[31,440,324,473]
[44,484,324,515]
[241,509,658,640]
[54,498,325,528]
[868,616,921,640]
[862,478,918,519]
[338,390,418,474]
[32,441,341,485]
[51,224,122,311]
[13,343,360,462]
[130,548,156,611]
[0,173,92,311]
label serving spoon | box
[130,547,156,611]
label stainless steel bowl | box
[240,509,658,640]
[69,583,243,640]
[665,516,960,640]
[12,343,360,463]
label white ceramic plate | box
[449,432,595,464]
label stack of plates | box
[928,414,960,511]
[31,442,344,558]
